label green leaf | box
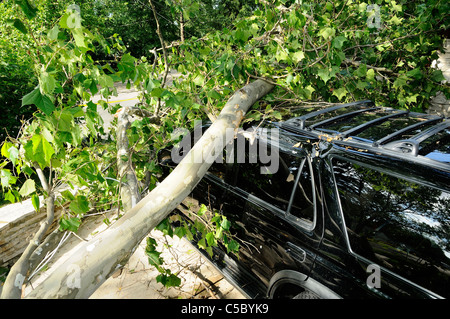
[174,226,187,239]
[4,190,16,203]
[406,69,423,80]
[405,93,419,104]
[98,74,114,88]
[317,67,338,84]
[1,169,14,189]
[31,194,40,212]
[332,87,348,101]
[220,218,231,231]
[1,143,12,159]
[69,195,90,215]
[356,80,368,90]
[59,215,81,232]
[205,232,217,247]
[366,69,375,82]
[193,74,205,86]
[6,19,28,34]
[300,85,315,100]
[431,70,445,83]
[354,64,367,78]
[22,86,55,116]
[393,75,409,89]
[205,246,213,257]
[388,15,403,25]
[146,237,157,249]
[150,87,165,98]
[72,29,87,48]
[332,36,347,49]
[40,72,56,95]
[197,204,207,216]
[391,1,402,12]
[226,240,240,253]
[147,251,162,266]
[275,47,289,62]
[146,78,159,92]
[156,273,181,288]
[48,25,59,41]
[292,51,305,63]
[319,27,335,40]
[325,2,333,11]
[25,134,55,168]
[207,90,221,100]
[19,179,36,197]
[198,237,207,250]
[14,0,38,20]
[61,190,76,201]
[1,143,19,166]
[156,218,173,237]
[235,29,251,42]
[287,10,306,28]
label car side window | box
[333,159,450,298]
[287,157,315,227]
[233,140,316,228]
[235,151,297,212]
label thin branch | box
[149,0,169,118]
[1,194,55,298]
[343,58,399,76]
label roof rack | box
[278,100,449,167]
[382,119,450,156]
[310,106,380,132]
[284,100,375,130]
[375,116,443,146]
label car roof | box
[271,100,450,172]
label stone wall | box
[428,39,450,117]
[0,199,63,267]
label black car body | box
[171,100,450,299]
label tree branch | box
[343,58,399,76]
[149,0,169,118]
[24,80,273,299]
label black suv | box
[170,100,450,299]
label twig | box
[343,58,399,76]
[149,0,169,118]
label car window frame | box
[286,156,317,231]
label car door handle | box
[286,242,306,262]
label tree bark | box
[180,11,185,43]
[116,105,141,212]
[24,79,273,299]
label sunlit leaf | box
[19,179,36,197]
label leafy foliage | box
[1,2,125,229]
[0,0,448,291]
[146,204,240,288]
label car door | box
[218,139,323,288]
[317,155,450,298]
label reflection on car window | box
[333,159,450,298]
[234,144,316,229]
[235,151,298,212]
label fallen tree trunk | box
[24,79,273,299]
